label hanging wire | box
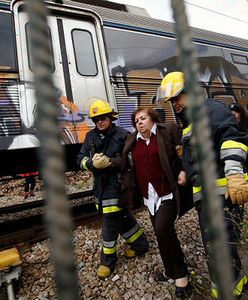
[184,1,248,25]
[26,1,80,299]
[170,1,234,299]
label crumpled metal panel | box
[111,77,176,129]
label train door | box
[14,5,112,145]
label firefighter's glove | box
[226,174,248,205]
[92,153,111,169]
[175,145,183,159]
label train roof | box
[64,0,248,51]
[2,0,248,51]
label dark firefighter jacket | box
[181,98,248,202]
[120,123,193,217]
[77,124,129,212]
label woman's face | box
[134,110,154,138]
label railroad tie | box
[0,248,22,300]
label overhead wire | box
[184,0,248,25]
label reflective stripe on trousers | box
[96,198,123,214]
[102,226,144,254]
[211,274,248,298]
[100,209,148,268]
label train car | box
[0,0,248,175]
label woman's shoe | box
[155,271,174,283]
[175,282,192,299]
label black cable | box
[185,1,248,25]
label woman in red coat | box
[120,107,193,299]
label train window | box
[231,54,248,65]
[240,89,247,98]
[0,12,17,72]
[25,23,55,73]
[72,29,98,76]
[221,49,248,83]
[104,27,177,78]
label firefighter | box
[156,72,248,298]
[77,99,149,279]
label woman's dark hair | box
[228,103,248,133]
[228,103,242,113]
[131,107,161,128]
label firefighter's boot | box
[124,248,136,258]
[97,265,111,279]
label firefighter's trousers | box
[196,196,244,287]
[101,208,149,269]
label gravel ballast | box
[1,172,248,299]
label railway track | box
[0,191,98,248]
[0,190,94,215]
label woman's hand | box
[178,171,187,186]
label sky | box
[111,0,248,40]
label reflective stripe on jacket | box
[192,174,248,203]
[181,99,248,194]
[77,124,129,209]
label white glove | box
[92,153,111,169]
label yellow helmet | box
[89,99,118,120]
[156,71,185,103]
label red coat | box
[119,123,193,217]
[132,135,172,198]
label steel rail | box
[0,202,97,249]
[0,190,94,215]
[0,204,145,249]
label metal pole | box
[170,1,234,299]
[26,1,80,299]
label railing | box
[27,1,80,299]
